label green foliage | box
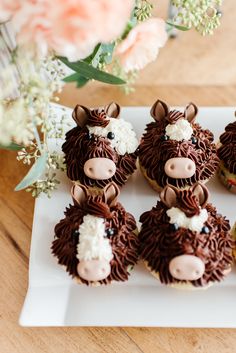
[63,73,89,88]
[60,42,124,87]
[171,0,222,35]
[134,0,153,22]
[15,152,48,191]
[166,22,190,31]
[0,142,23,151]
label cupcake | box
[139,99,219,191]
[232,222,236,258]
[217,119,236,193]
[62,102,139,190]
[139,183,234,290]
[51,182,139,286]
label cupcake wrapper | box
[218,162,236,194]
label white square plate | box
[20,104,236,327]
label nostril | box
[187,165,192,170]
[88,167,93,172]
[84,267,88,273]
[101,268,106,273]
[108,169,113,174]
[170,164,175,170]
[175,268,181,273]
[195,270,199,275]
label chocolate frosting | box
[172,189,201,217]
[51,195,139,285]
[87,109,109,127]
[139,113,219,188]
[218,121,236,174]
[62,109,138,188]
[139,193,234,287]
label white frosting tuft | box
[87,117,138,155]
[166,207,208,232]
[76,215,113,262]
[165,118,193,141]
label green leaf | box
[0,142,23,151]
[59,57,125,85]
[91,43,115,66]
[15,153,48,191]
[83,44,101,64]
[166,21,190,31]
[63,73,89,88]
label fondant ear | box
[184,103,198,123]
[71,183,88,205]
[104,102,120,119]
[150,99,169,121]
[192,183,209,208]
[160,185,178,208]
[72,104,90,127]
[103,182,120,206]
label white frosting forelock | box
[76,214,113,262]
[165,118,193,141]
[166,207,208,232]
[87,117,138,155]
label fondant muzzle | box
[169,254,205,281]
[84,157,116,180]
[164,157,196,179]
[77,259,111,282]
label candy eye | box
[201,226,209,234]
[160,135,169,141]
[191,136,197,144]
[107,132,115,140]
[170,223,179,231]
[87,132,93,140]
[73,229,80,236]
[106,228,115,237]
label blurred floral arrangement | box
[0,0,222,197]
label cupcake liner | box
[218,161,236,194]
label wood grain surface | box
[1,1,236,352]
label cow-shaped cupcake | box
[51,182,139,285]
[139,99,219,191]
[62,102,139,189]
[139,183,234,289]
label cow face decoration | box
[51,182,139,285]
[139,100,219,190]
[139,183,234,288]
[62,102,139,189]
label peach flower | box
[115,18,168,72]
[9,0,134,61]
[0,0,22,22]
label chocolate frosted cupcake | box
[52,182,139,286]
[62,102,139,190]
[139,100,219,191]
[139,183,234,290]
[217,118,236,193]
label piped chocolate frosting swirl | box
[139,196,234,287]
[218,121,236,174]
[52,195,139,285]
[139,117,219,188]
[87,108,109,127]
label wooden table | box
[1,84,236,353]
[2,0,236,346]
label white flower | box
[165,119,193,141]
